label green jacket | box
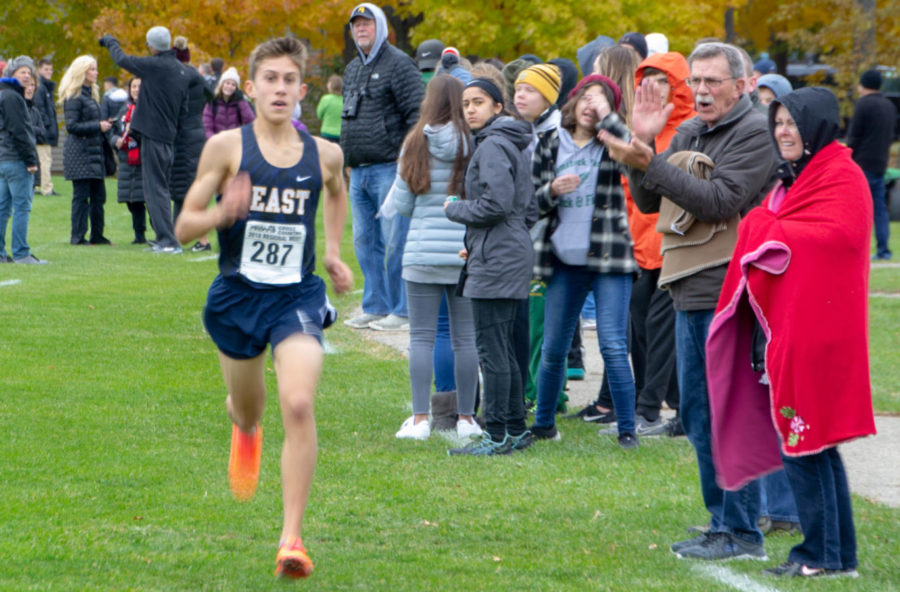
[316,93,343,138]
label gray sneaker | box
[675,532,767,561]
[671,532,710,553]
[448,434,512,456]
[368,314,409,331]
[598,415,661,437]
[636,415,666,437]
[597,425,618,436]
[13,254,48,265]
[0,252,13,263]
[146,244,182,254]
[343,312,386,329]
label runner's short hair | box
[248,37,308,81]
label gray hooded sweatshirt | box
[340,3,424,167]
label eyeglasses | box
[686,76,733,89]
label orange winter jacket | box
[625,52,696,270]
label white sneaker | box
[369,314,409,331]
[344,312,386,329]
[395,416,430,440]
[456,418,483,439]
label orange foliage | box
[91,0,357,73]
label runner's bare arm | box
[174,129,245,244]
[315,137,353,294]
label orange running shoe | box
[275,538,314,579]
[228,423,262,501]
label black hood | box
[768,87,840,183]
[475,115,532,150]
[548,58,579,108]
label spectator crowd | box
[0,8,894,579]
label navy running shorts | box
[203,274,336,359]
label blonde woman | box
[59,55,112,245]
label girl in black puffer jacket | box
[59,55,111,245]
[110,77,146,243]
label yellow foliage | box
[396,0,729,63]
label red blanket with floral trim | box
[706,141,876,491]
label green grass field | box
[1,179,898,590]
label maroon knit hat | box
[175,47,191,64]
[568,74,622,111]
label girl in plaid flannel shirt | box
[529,75,639,448]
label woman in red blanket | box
[706,87,876,578]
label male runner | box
[174,37,353,579]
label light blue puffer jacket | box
[394,122,469,276]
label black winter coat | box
[170,66,207,203]
[100,36,190,144]
[35,76,59,146]
[27,99,48,145]
[0,79,37,166]
[339,43,424,167]
[63,86,105,180]
[110,102,143,204]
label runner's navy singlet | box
[217,124,321,288]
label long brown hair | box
[400,75,471,197]
[593,45,639,126]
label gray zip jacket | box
[445,116,537,300]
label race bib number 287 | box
[239,220,306,285]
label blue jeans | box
[0,160,35,260]
[581,292,596,321]
[761,470,799,523]
[535,264,635,434]
[782,448,857,570]
[676,309,762,544]
[865,170,891,259]
[433,294,456,392]
[349,162,408,316]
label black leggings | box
[71,178,106,243]
[126,202,147,240]
[472,298,527,441]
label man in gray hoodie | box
[340,3,424,330]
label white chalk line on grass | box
[0,279,22,287]
[693,563,783,592]
[870,292,900,299]
[189,255,219,263]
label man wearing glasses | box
[600,42,778,562]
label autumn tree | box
[737,0,900,115]
[393,0,732,65]
[0,0,110,76]
[90,0,359,75]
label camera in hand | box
[596,113,631,143]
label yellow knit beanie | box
[515,64,562,106]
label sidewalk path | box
[354,317,899,508]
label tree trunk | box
[724,7,736,44]
[856,0,876,66]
